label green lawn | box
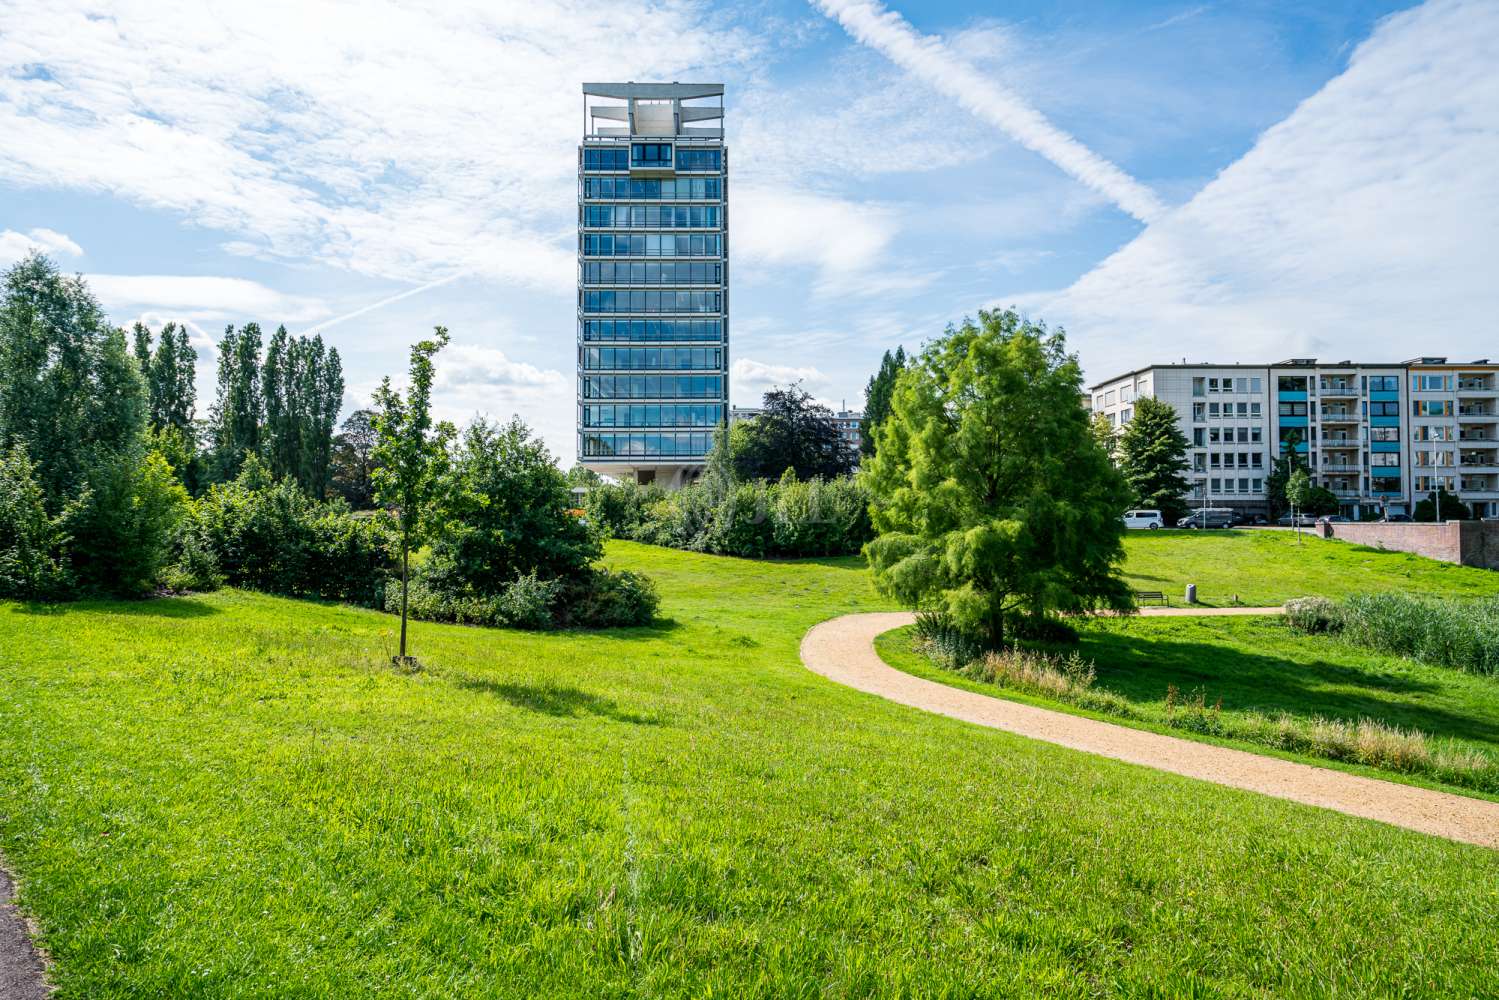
[1121,528,1499,605]
[1,541,1497,996]
[878,616,1499,797]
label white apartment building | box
[1090,357,1499,519]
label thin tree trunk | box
[400,535,409,659]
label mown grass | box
[879,615,1499,798]
[1,540,1497,997]
[1121,528,1499,606]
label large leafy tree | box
[862,309,1133,648]
[732,384,857,481]
[1116,396,1192,524]
[424,417,601,596]
[331,408,380,508]
[860,346,906,456]
[0,254,184,594]
[372,327,454,663]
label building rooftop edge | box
[1088,358,1498,391]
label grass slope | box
[1121,529,1499,606]
[878,617,1499,798]
[0,541,1495,997]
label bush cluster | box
[1284,592,1499,676]
[585,474,872,559]
[385,567,658,630]
[172,456,387,604]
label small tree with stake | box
[1286,467,1310,545]
[372,327,454,666]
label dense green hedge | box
[385,566,659,631]
[585,475,872,558]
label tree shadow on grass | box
[9,596,220,618]
[1073,630,1497,747]
[455,677,665,726]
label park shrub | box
[556,568,660,628]
[388,566,657,630]
[0,445,76,600]
[1283,596,1342,634]
[585,475,873,559]
[176,456,387,604]
[1290,592,1499,676]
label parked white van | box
[1122,509,1164,529]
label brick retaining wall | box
[1315,520,1499,569]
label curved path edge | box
[1,864,48,1000]
[800,610,1499,849]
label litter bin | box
[1185,583,1197,605]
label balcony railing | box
[1318,463,1360,473]
[1459,408,1497,417]
[1320,411,1358,421]
[1319,382,1358,395]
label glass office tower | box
[577,82,728,487]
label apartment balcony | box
[1458,407,1497,419]
[1320,411,1359,423]
[1329,488,1362,499]
[1459,431,1493,442]
[1321,437,1359,447]
[1318,381,1359,397]
[1318,462,1360,474]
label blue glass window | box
[630,143,672,167]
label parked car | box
[1380,513,1413,523]
[1276,513,1318,527]
[1180,509,1236,529]
[1317,515,1350,524]
[1227,511,1269,527]
[1122,509,1165,529]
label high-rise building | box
[1090,357,1499,519]
[577,82,728,487]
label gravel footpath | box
[1,865,48,1000]
[801,609,1499,849]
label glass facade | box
[578,104,727,473]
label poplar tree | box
[860,346,906,456]
[210,322,263,478]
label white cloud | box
[733,184,902,288]
[1029,0,1499,381]
[813,0,1167,224]
[0,0,760,289]
[86,274,327,323]
[0,226,82,264]
[732,357,830,403]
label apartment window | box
[1210,453,1222,468]
[1120,407,1133,422]
[1235,427,1248,443]
[1250,402,1262,418]
[1239,478,1250,493]
[675,148,723,171]
[1371,452,1400,467]
[1105,390,1116,406]
[1278,376,1305,392]
[1120,385,1134,402]
[1192,377,1205,397]
[1278,401,1308,416]
[1193,428,1205,447]
[1235,377,1248,393]
[1237,402,1249,417]
[1369,375,1399,392]
[1411,374,1451,391]
[1413,399,1453,416]
[1371,401,1401,417]
[1372,426,1400,442]
[1208,402,1220,418]
[1252,478,1263,492]
[1094,394,1105,410]
[1251,428,1263,443]
[1250,377,1263,392]
[1193,454,1206,471]
[1209,428,1222,444]
[1251,453,1263,468]
[1208,377,1220,392]
[1210,478,1222,493]
[1192,402,1206,422]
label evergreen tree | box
[860,346,906,456]
[130,321,197,434]
[1116,396,1192,524]
[862,309,1132,648]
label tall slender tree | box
[860,346,906,456]
[373,327,454,664]
[1116,396,1192,524]
[210,322,263,478]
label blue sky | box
[3,0,1495,463]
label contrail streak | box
[813,0,1168,224]
[296,270,470,337]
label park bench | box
[1135,590,1169,607]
